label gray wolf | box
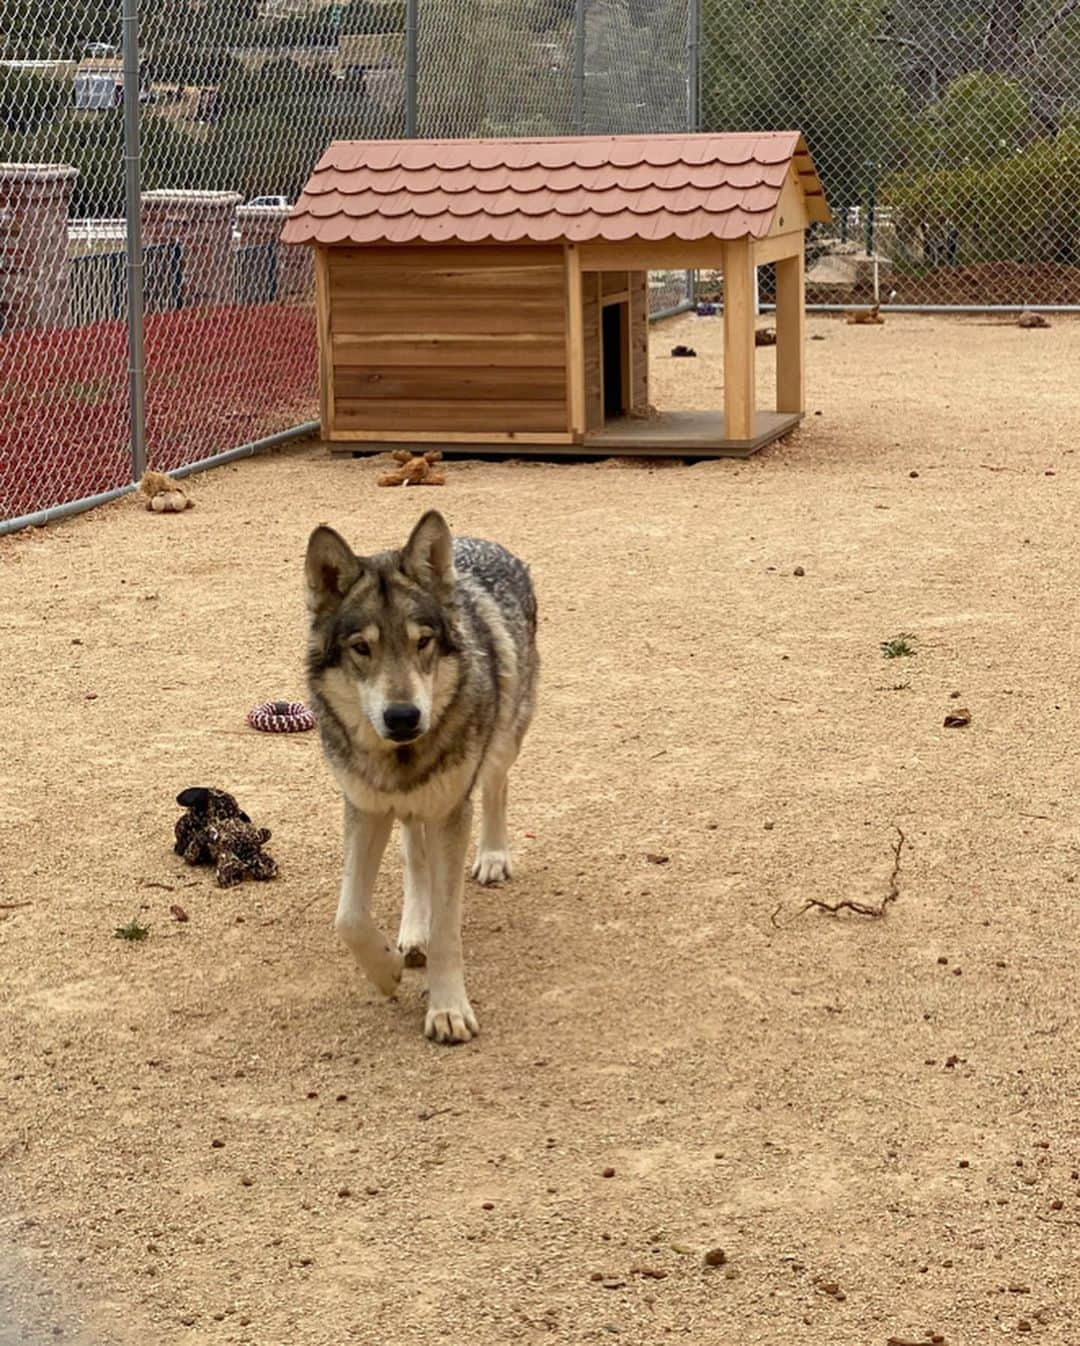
[305,510,538,1044]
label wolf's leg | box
[335,799,402,997]
[425,800,477,1044]
[397,818,430,967]
[472,761,513,885]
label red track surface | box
[0,303,317,521]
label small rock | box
[944,708,972,728]
[1017,1321,1032,1333]
[631,1265,668,1280]
[337,1187,351,1198]
[169,904,188,923]
[335,1094,348,1102]
[819,1281,841,1296]
[210,1139,224,1149]
[240,1176,254,1187]
[910,470,919,478]
[793,565,805,576]
[590,1272,603,1282]
[602,1167,616,1178]
[364,1185,379,1195]
[938,956,949,965]
[481,1201,495,1210]
[810,333,826,341]
[600,1278,625,1290]
[1009,1284,1031,1293]
[1050,1199,1064,1210]
[645,853,669,865]
[703,1248,727,1267]
[763,820,775,831]
[959,1159,970,1168]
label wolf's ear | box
[306,526,361,614]
[401,510,456,594]
[177,787,210,810]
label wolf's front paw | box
[398,939,428,969]
[366,944,404,997]
[472,850,512,885]
[425,999,479,1045]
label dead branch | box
[773,828,906,926]
[0,901,32,910]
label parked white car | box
[245,195,289,209]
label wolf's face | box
[305,511,462,749]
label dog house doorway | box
[601,299,630,421]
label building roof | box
[282,131,829,247]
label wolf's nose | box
[383,703,421,736]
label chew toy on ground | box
[754,327,777,347]
[246,700,316,733]
[846,305,885,325]
[377,449,446,487]
[138,470,195,513]
[173,787,277,887]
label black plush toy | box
[174,787,278,888]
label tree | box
[701,0,910,210]
[0,0,118,60]
[0,67,66,136]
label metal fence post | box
[573,0,586,134]
[122,0,147,482]
[686,0,700,307]
[405,0,418,137]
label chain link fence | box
[1,0,1078,526]
[700,0,1080,311]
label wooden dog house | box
[282,132,829,457]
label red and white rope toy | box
[246,700,316,734]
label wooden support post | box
[565,244,585,441]
[722,237,756,441]
[774,247,806,415]
[314,246,335,436]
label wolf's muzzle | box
[383,702,422,742]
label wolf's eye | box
[417,634,433,652]
[349,640,371,658]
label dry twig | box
[771,828,906,927]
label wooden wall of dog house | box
[629,271,649,414]
[583,273,603,431]
[327,244,570,436]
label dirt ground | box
[2,312,1079,1346]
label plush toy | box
[377,449,446,487]
[754,327,777,347]
[846,305,885,326]
[139,470,195,513]
[174,787,277,888]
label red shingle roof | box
[282,132,829,247]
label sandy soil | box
[2,312,1079,1346]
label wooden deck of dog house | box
[283,133,829,458]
